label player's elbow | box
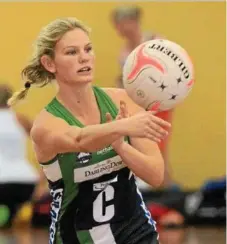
[151,174,164,188]
[148,157,164,188]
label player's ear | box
[40,55,56,73]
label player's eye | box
[66,49,77,55]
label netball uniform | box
[41,86,159,244]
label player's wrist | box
[113,118,130,135]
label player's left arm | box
[105,88,166,187]
[115,137,164,187]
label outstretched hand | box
[106,100,170,144]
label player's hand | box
[121,102,171,143]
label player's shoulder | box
[31,109,67,143]
[33,109,53,127]
[103,87,144,114]
[31,110,52,141]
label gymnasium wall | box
[0,2,225,188]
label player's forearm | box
[113,143,164,187]
[76,120,127,152]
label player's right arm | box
[31,109,169,163]
[31,110,126,162]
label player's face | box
[53,28,95,85]
[115,19,138,39]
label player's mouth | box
[77,66,92,74]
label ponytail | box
[7,81,31,106]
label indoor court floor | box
[0,226,225,244]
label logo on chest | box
[74,155,126,183]
[97,145,113,155]
[76,152,92,164]
[75,145,114,165]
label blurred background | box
[0,1,225,244]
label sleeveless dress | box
[41,86,159,244]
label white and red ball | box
[122,39,195,112]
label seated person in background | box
[0,84,46,228]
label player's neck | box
[56,82,98,118]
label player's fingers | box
[149,113,171,128]
[106,113,113,123]
[116,114,122,120]
[149,121,169,137]
[120,100,129,118]
[146,133,161,143]
[147,126,166,140]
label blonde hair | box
[111,6,142,24]
[8,17,90,106]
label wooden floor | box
[0,227,225,244]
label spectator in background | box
[0,84,46,228]
[111,5,178,190]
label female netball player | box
[0,84,39,228]
[111,6,176,189]
[8,17,171,243]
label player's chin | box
[76,75,93,84]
